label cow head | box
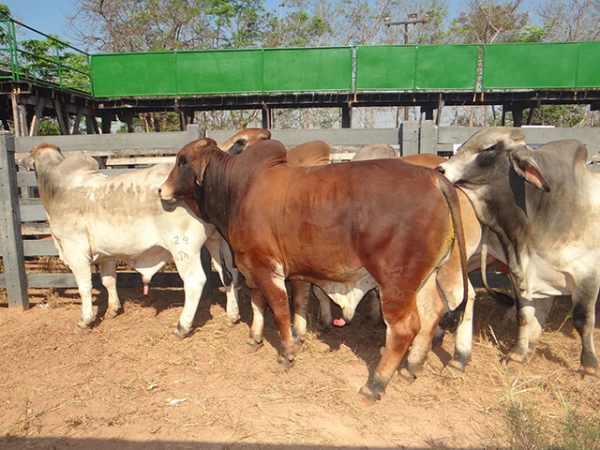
[435,127,549,189]
[219,128,272,155]
[27,142,65,171]
[159,137,220,208]
[436,127,524,186]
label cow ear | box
[192,157,209,186]
[510,147,551,192]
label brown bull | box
[159,138,469,401]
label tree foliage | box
[4,0,600,130]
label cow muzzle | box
[158,185,177,203]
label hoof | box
[105,307,122,320]
[358,384,384,403]
[245,339,264,353]
[503,356,525,373]
[172,323,191,340]
[223,315,240,328]
[448,359,466,373]
[580,366,597,380]
[277,353,296,370]
[76,316,95,331]
[397,367,416,385]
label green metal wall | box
[355,45,479,91]
[91,52,177,97]
[262,47,352,93]
[482,43,579,89]
[177,49,263,95]
[91,47,352,98]
[90,42,600,99]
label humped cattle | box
[437,126,600,377]
[159,137,470,401]
[317,145,506,375]
[219,128,272,155]
[27,140,242,337]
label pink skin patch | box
[143,284,149,296]
[333,317,346,327]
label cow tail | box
[437,176,469,332]
[479,226,516,307]
[219,245,234,287]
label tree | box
[448,0,529,43]
[537,0,600,42]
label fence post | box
[0,132,28,309]
[399,121,420,156]
[419,120,437,154]
[185,124,205,142]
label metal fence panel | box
[355,45,416,90]
[415,45,479,90]
[177,49,263,95]
[575,42,600,89]
[262,47,353,92]
[91,52,178,97]
[482,42,578,90]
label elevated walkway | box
[2,16,600,135]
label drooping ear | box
[191,156,210,186]
[510,146,551,192]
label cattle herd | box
[26,126,600,403]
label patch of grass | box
[501,376,600,450]
[557,391,600,450]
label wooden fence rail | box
[2,122,600,310]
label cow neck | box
[34,151,67,214]
[197,149,238,242]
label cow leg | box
[360,284,420,401]
[99,259,121,319]
[401,276,444,382]
[291,280,311,346]
[571,284,599,377]
[365,289,382,324]
[172,250,207,339]
[449,281,476,372]
[507,297,552,367]
[67,257,95,329]
[252,274,296,367]
[313,285,333,330]
[205,231,240,326]
[248,288,266,351]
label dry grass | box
[0,282,598,449]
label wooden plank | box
[23,240,57,256]
[14,124,205,154]
[0,272,183,289]
[0,133,28,309]
[106,155,175,166]
[19,204,48,222]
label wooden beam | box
[0,133,28,309]
[29,97,46,137]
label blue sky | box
[6,0,538,48]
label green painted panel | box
[483,43,578,89]
[91,52,177,98]
[177,49,263,95]
[575,42,600,88]
[355,45,416,90]
[415,45,479,90]
[262,47,352,92]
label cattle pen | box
[2,122,600,311]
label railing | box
[0,16,91,93]
[90,41,600,99]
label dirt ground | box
[0,276,599,450]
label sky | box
[6,0,538,49]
